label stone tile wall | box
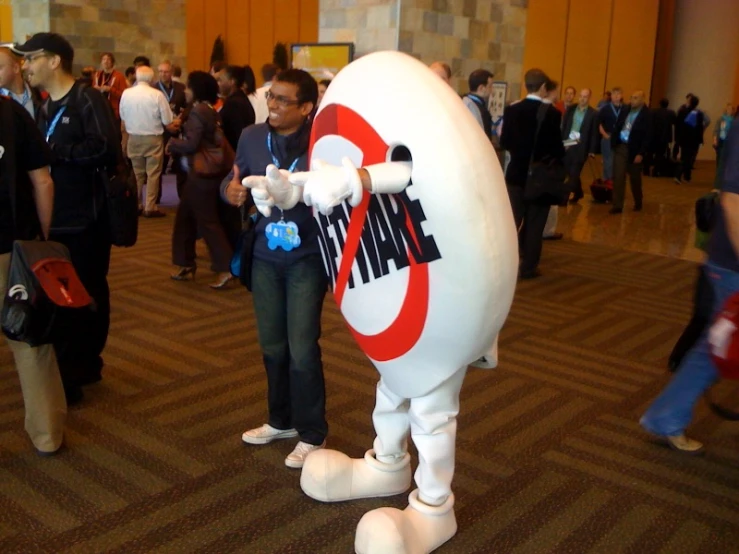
[319,0,400,56]
[12,0,186,75]
[318,0,528,99]
[399,0,528,99]
[11,0,50,43]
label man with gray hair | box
[119,65,179,217]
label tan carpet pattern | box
[1,214,739,553]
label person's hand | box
[226,165,250,208]
[634,154,643,164]
[289,158,363,216]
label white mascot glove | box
[242,164,302,217]
[288,157,364,216]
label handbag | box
[192,107,235,179]
[230,209,261,292]
[524,103,568,206]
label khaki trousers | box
[0,253,66,453]
[127,134,164,213]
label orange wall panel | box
[521,0,570,90]
[605,0,660,99]
[186,0,206,73]
[203,0,227,69]
[225,0,250,65]
[274,0,301,46]
[249,1,276,84]
[299,0,319,42]
[561,0,612,100]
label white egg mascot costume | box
[244,52,518,553]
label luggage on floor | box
[588,158,612,203]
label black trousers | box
[676,144,699,182]
[507,185,550,275]
[172,174,234,272]
[652,142,670,176]
[50,217,112,386]
[564,146,586,197]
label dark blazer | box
[612,106,653,162]
[220,89,256,151]
[651,107,676,147]
[500,99,566,187]
[153,81,187,116]
[561,104,598,160]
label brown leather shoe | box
[143,210,166,218]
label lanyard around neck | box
[267,132,300,173]
[46,106,67,142]
[158,81,173,101]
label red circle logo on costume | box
[310,104,442,363]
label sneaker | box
[285,441,326,469]
[241,424,298,445]
[666,434,704,454]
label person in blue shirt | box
[714,103,735,165]
[0,46,40,119]
[641,114,739,453]
[220,69,329,470]
[597,87,624,183]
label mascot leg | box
[300,377,413,502]
[354,367,467,554]
[471,334,498,369]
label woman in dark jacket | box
[167,71,233,289]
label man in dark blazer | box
[650,98,676,176]
[154,60,187,200]
[561,88,598,203]
[610,90,652,214]
[500,68,566,279]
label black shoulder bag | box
[524,103,568,206]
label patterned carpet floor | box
[1,182,739,553]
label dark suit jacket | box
[612,106,652,162]
[651,107,675,147]
[561,105,598,160]
[500,99,566,187]
[153,81,187,141]
[220,89,256,151]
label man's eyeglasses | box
[265,90,300,107]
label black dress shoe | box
[634,203,643,212]
[609,207,623,214]
[64,384,84,406]
[543,233,563,241]
[518,269,542,280]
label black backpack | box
[41,82,139,247]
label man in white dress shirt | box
[119,66,179,217]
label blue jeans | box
[641,262,739,436]
[251,254,329,445]
[601,137,613,181]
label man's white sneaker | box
[242,424,298,445]
[285,441,326,469]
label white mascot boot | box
[302,368,466,554]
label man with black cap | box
[13,33,122,404]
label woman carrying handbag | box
[167,71,234,289]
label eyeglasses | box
[265,90,300,107]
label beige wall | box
[319,0,400,55]
[11,0,186,76]
[667,0,739,160]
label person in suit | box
[500,68,566,279]
[561,88,598,204]
[610,90,652,214]
[649,98,676,177]
[155,60,187,200]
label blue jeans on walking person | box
[251,254,329,445]
[641,261,739,437]
[601,137,614,181]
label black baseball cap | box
[10,33,74,63]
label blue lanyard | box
[267,133,300,172]
[468,94,484,106]
[158,82,173,102]
[611,103,621,118]
[46,106,66,142]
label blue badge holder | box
[265,221,301,251]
